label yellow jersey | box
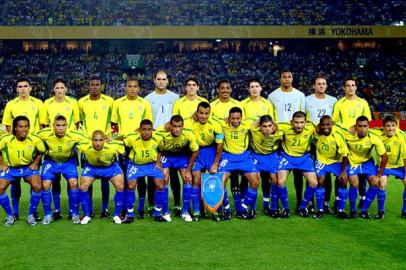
[172,96,209,120]
[111,96,153,136]
[41,96,80,130]
[2,96,43,133]
[123,132,161,164]
[184,117,224,147]
[369,128,406,168]
[314,129,349,165]
[210,98,242,120]
[78,94,114,137]
[278,122,316,157]
[249,127,283,155]
[241,97,276,122]
[221,120,252,154]
[77,140,125,167]
[156,127,199,154]
[0,133,46,167]
[332,96,371,129]
[37,128,87,163]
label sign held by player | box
[202,173,224,213]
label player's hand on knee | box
[209,164,218,174]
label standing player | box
[268,70,306,211]
[144,70,179,216]
[2,78,44,219]
[78,130,125,225]
[37,115,87,224]
[276,111,318,218]
[241,78,276,214]
[121,119,165,223]
[78,75,114,218]
[0,116,45,226]
[210,79,242,120]
[360,114,405,219]
[336,116,387,219]
[305,76,337,213]
[249,115,283,218]
[218,107,259,220]
[313,115,348,218]
[155,115,199,222]
[186,102,224,221]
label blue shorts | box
[127,161,164,181]
[41,158,78,182]
[278,151,315,173]
[347,159,377,177]
[315,160,342,178]
[252,152,279,174]
[81,162,123,179]
[160,154,189,170]
[193,146,216,172]
[383,167,405,180]
[0,166,39,182]
[218,150,258,174]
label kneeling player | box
[313,116,348,218]
[361,114,405,219]
[219,107,259,219]
[38,115,87,224]
[276,111,318,218]
[78,130,125,224]
[0,116,45,226]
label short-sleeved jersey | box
[156,127,199,154]
[123,132,161,164]
[210,98,242,120]
[2,96,43,133]
[0,133,46,167]
[241,97,276,122]
[78,94,114,137]
[305,94,337,123]
[172,96,209,120]
[145,90,179,129]
[369,128,406,168]
[337,126,386,166]
[314,129,348,165]
[249,127,284,155]
[278,122,315,157]
[41,96,80,130]
[111,96,153,137]
[37,128,87,163]
[268,88,305,122]
[77,140,125,167]
[221,120,252,154]
[184,117,224,147]
[332,96,371,129]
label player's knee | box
[155,181,164,191]
[127,181,137,190]
[32,183,41,192]
[68,181,78,190]
[42,181,51,190]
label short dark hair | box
[184,76,200,87]
[313,75,327,85]
[12,115,30,135]
[356,115,369,124]
[15,77,30,88]
[292,111,306,120]
[54,115,67,122]
[197,101,210,111]
[126,77,139,84]
[53,77,67,88]
[89,75,101,83]
[280,70,292,77]
[319,115,332,123]
[343,78,356,86]
[140,119,153,127]
[383,114,397,125]
[229,107,243,116]
[247,77,261,87]
[259,115,274,125]
[170,115,184,125]
[216,79,231,89]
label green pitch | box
[1,175,406,270]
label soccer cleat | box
[263,206,271,216]
[337,211,349,219]
[90,212,96,218]
[26,215,37,226]
[235,210,253,220]
[80,216,92,225]
[137,210,145,220]
[402,212,406,219]
[100,209,110,219]
[33,211,42,222]
[147,206,155,217]
[313,211,324,219]
[181,213,193,222]
[72,215,80,224]
[307,201,315,213]
[375,211,385,220]
[323,203,332,214]
[349,210,357,219]
[4,215,16,227]
[298,208,309,217]
[42,215,52,225]
[162,213,172,222]
[222,211,231,221]
[269,210,280,219]
[52,211,63,221]
[113,216,122,224]
[153,215,165,222]
[13,214,20,221]
[192,212,201,222]
[359,211,370,219]
[280,208,291,218]
[173,205,182,217]
[123,216,135,224]
[119,210,127,219]
[249,210,257,219]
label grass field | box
[1,175,406,270]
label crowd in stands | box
[1,45,405,116]
[0,0,404,26]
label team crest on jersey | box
[105,154,110,159]
[102,105,107,111]
[208,129,212,133]
[357,104,362,109]
[138,106,142,111]
[32,106,36,111]
[66,142,72,147]
[241,129,245,133]
[365,142,371,147]
[304,135,308,138]
[65,107,70,111]
[330,141,336,145]
[394,141,398,145]
[27,145,33,151]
